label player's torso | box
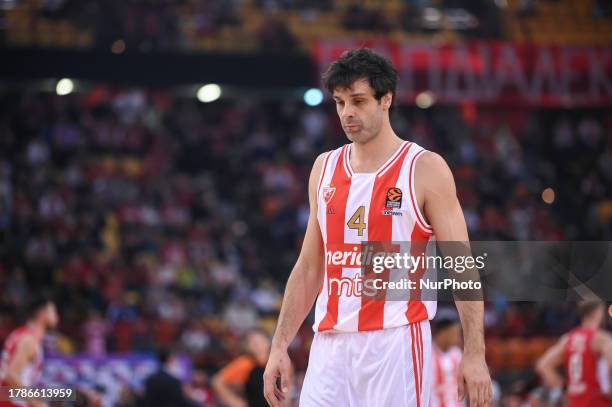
[431,347,463,407]
[313,141,436,333]
[0,326,43,387]
[563,327,611,407]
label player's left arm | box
[593,331,612,399]
[416,151,492,407]
[535,336,566,389]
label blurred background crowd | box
[1,0,612,405]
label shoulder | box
[309,146,346,188]
[313,144,348,170]
[413,150,456,193]
[593,329,612,352]
[414,150,451,176]
[16,332,37,351]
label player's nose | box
[341,104,356,119]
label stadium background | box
[0,0,611,405]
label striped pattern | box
[410,322,424,407]
[431,346,463,407]
[313,141,437,333]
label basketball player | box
[262,49,491,407]
[431,318,464,407]
[536,300,612,406]
[0,297,58,407]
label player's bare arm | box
[417,151,493,407]
[4,334,36,387]
[211,374,248,407]
[263,153,326,407]
[535,335,567,389]
[4,334,46,407]
[593,331,612,399]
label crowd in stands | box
[12,0,612,51]
[0,87,610,403]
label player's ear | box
[381,93,392,111]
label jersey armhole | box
[408,149,434,235]
[316,151,332,203]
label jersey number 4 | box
[347,206,367,236]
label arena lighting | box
[112,39,126,54]
[304,88,323,106]
[542,187,555,204]
[197,84,222,103]
[423,7,442,23]
[415,91,435,109]
[56,78,74,96]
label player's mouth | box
[344,123,361,132]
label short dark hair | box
[577,300,605,320]
[433,317,459,336]
[322,48,398,102]
[26,295,52,320]
[241,328,270,350]
[157,347,173,365]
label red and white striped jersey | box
[0,326,43,387]
[563,327,612,407]
[430,346,463,407]
[313,141,436,333]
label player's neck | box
[434,341,450,353]
[581,319,599,329]
[26,321,45,340]
[350,127,404,173]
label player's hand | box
[457,352,493,407]
[263,346,292,407]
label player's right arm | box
[3,335,35,388]
[535,335,567,390]
[3,335,45,407]
[593,330,612,400]
[263,153,327,407]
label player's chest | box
[319,176,410,239]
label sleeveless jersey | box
[313,141,436,332]
[0,326,43,386]
[430,346,463,407]
[563,327,612,407]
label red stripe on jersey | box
[358,143,413,331]
[417,322,424,397]
[434,349,447,407]
[563,327,611,407]
[411,323,421,407]
[408,150,433,233]
[343,144,353,178]
[417,322,424,393]
[406,224,430,323]
[376,142,412,177]
[318,146,352,332]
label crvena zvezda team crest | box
[323,186,336,204]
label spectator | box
[141,347,194,407]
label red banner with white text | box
[314,40,612,106]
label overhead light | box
[112,39,126,54]
[542,187,555,204]
[304,88,323,106]
[56,78,74,96]
[415,91,435,109]
[197,84,222,103]
[423,7,442,23]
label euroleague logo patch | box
[385,187,402,209]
